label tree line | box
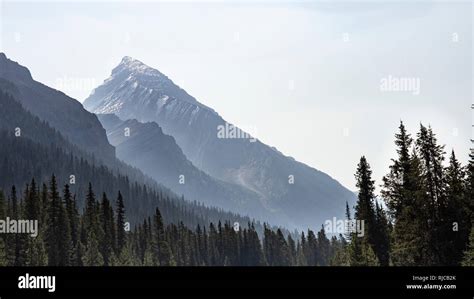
[0,121,472,266]
[0,175,346,266]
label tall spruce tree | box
[349,156,379,266]
[382,122,414,216]
[383,123,424,265]
[416,124,446,265]
[82,183,103,266]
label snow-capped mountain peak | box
[86,56,211,116]
[84,56,357,230]
[113,56,164,79]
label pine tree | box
[24,179,40,220]
[99,193,115,266]
[373,202,390,266]
[207,222,219,266]
[81,183,103,266]
[354,157,377,248]
[40,183,48,231]
[246,223,264,266]
[116,191,126,255]
[45,176,60,266]
[263,224,277,265]
[152,208,173,266]
[344,201,352,242]
[57,196,71,266]
[7,185,25,266]
[64,185,79,250]
[441,151,469,265]
[391,149,426,265]
[296,233,308,266]
[416,124,446,265]
[14,187,29,266]
[466,152,474,217]
[316,226,330,266]
[383,123,426,265]
[382,122,416,265]
[350,156,379,266]
[275,229,291,266]
[22,179,44,266]
[305,229,317,266]
[382,121,414,217]
[195,224,205,265]
[45,175,71,266]
[84,183,99,237]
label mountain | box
[84,56,357,230]
[0,53,115,163]
[0,54,274,232]
[0,86,272,233]
[97,113,271,221]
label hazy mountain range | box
[0,52,357,231]
[0,52,267,231]
[84,57,357,229]
[97,113,269,221]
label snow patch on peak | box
[121,56,134,63]
[113,56,163,78]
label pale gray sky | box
[1,1,472,192]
